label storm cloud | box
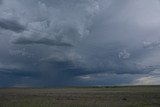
[0,18,26,32]
[0,0,160,87]
[12,36,73,47]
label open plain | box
[0,86,160,107]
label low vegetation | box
[0,86,160,107]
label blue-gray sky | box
[0,0,160,87]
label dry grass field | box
[0,86,160,107]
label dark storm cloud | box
[0,19,26,33]
[12,37,73,47]
[0,0,160,87]
[0,68,39,77]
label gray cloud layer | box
[0,0,160,87]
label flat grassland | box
[0,86,160,107]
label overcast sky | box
[0,0,160,87]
